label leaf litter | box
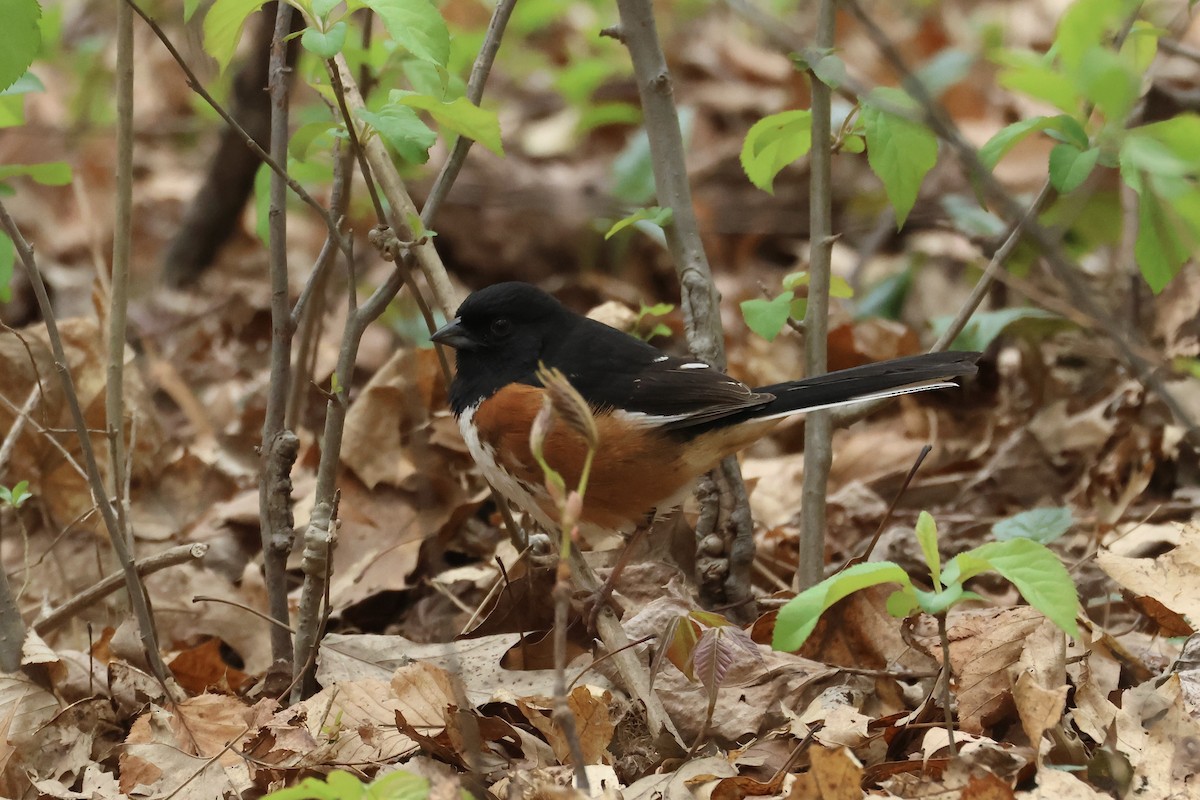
[0,0,1198,797]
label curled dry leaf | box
[1097,523,1200,636]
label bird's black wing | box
[544,317,774,429]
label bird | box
[432,281,979,538]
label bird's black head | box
[432,282,577,414]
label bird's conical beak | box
[431,317,479,350]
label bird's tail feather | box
[750,351,979,420]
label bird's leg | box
[583,509,656,635]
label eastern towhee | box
[432,282,979,537]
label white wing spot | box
[652,355,669,363]
[680,362,709,369]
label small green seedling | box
[772,511,1080,652]
[0,481,32,509]
[740,270,853,342]
[633,301,674,342]
[264,767,466,800]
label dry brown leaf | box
[785,745,864,800]
[910,606,1046,734]
[143,564,275,675]
[1011,671,1067,756]
[1097,523,1200,633]
[623,755,737,800]
[792,685,872,750]
[1129,675,1200,800]
[318,632,612,706]
[1014,768,1109,799]
[519,685,614,766]
[169,637,252,695]
[120,697,258,799]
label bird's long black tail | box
[749,351,980,421]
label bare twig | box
[422,0,519,222]
[0,530,25,670]
[0,201,174,692]
[612,0,755,611]
[568,546,684,746]
[0,385,40,477]
[34,543,209,635]
[796,0,837,592]
[107,0,135,555]
[937,613,957,755]
[258,1,299,669]
[846,444,932,568]
[843,0,1199,441]
[126,0,352,266]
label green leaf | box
[1119,21,1159,73]
[886,588,919,617]
[1048,144,1100,192]
[1055,0,1128,72]
[1,71,43,97]
[3,481,32,508]
[980,116,1052,170]
[960,539,1081,637]
[997,61,1082,113]
[357,0,450,67]
[356,105,437,164]
[1132,115,1200,166]
[773,562,914,651]
[811,54,847,88]
[1077,47,1139,122]
[941,194,1006,238]
[930,307,1069,351]
[203,0,268,73]
[390,91,504,156]
[841,134,865,154]
[312,0,341,17]
[366,768,431,800]
[913,583,965,615]
[914,511,941,588]
[861,91,938,227]
[992,507,1074,544]
[740,292,793,342]
[289,120,339,162]
[979,115,1088,171]
[301,20,347,58]
[611,110,692,205]
[781,271,853,298]
[401,59,450,100]
[1132,183,1196,292]
[854,268,912,321]
[915,49,974,97]
[605,206,672,240]
[577,102,642,134]
[740,110,813,195]
[0,232,13,303]
[0,0,41,93]
[0,162,72,185]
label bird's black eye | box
[490,318,512,338]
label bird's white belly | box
[458,403,561,533]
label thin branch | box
[125,0,351,265]
[34,544,209,634]
[107,0,135,555]
[0,384,40,477]
[613,0,755,612]
[0,201,174,692]
[843,0,1199,442]
[258,1,299,668]
[422,0,519,223]
[796,0,836,592]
